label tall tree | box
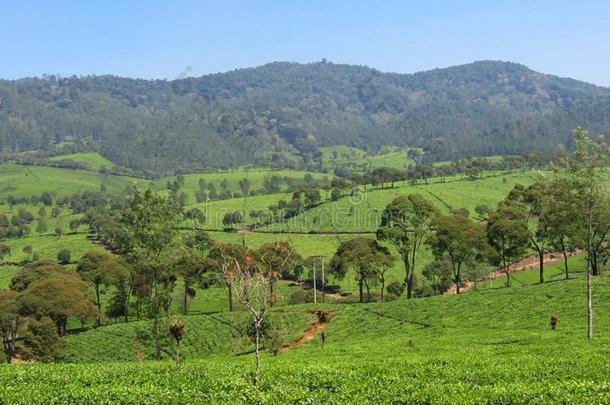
[561,128,610,339]
[76,252,115,324]
[377,194,439,299]
[506,182,551,283]
[0,290,23,363]
[486,205,530,288]
[120,189,181,360]
[545,179,578,279]
[330,238,393,303]
[427,214,487,294]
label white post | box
[313,257,317,304]
[321,256,325,303]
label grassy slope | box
[60,307,318,363]
[263,172,537,233]
[158,169,331,198]
[3,269,610,402]
[0,266,19,289]
[0,163,150,199]
[49,152,115,171]
[0,234,106,264]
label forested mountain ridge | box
[1,60,609,175]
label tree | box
[223,211,243,228]
[545,179,578,279]
[36,217,48,234]
[422,260,453,295]
[20,317,59,362]
[76,252,122,324]
[54,227,63,239]
[0,244,10,261]
[427,214,487,293]
[120,189,181,360]
[41,192,53,207]
[168,318,186,363]
[330,238,393,303]
[239,178,251,196]
[176,254,208,315]
[0,290,23,363]
[256,241,297,306]
[486,206,530,287]
[224,243,293,385]
[560,128,610,339]
[16,268,97,336]
[505,182,552,283]
[57,249,71,265]
[475,204,491,220]
[206,242,247,312]
[377,194,439,298]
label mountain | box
[1,60,609,175]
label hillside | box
[2,267,610,402]
[2,61,610,174]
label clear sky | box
[1,0,609,86]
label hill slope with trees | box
[1,60,610,175]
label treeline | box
[2,61,610,175]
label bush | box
[57,249,71,264]
[386,281,405,297]
[288,289,323,305]
[21,317,60,362]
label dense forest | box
[1,60,609,175]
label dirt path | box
[277,311,330,353]
[445,251,580,295]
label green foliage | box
[2,62,610,174]
[56,249,70,265]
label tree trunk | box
[255,323,261,385]
[561,239,569,279]
[124,287,131,323]
[269,281,275,308]
[538,248,544,284]
[176,341,180,363]
[454,262,461,294]
[95,284,102,326]
[358,276,364,303]
[587,202,593,340]
[406,270,414,299]
[154,284,161,360]
[587,261,593,340]
[182,284,188,315]
[591,251,599,276]
[228,282,234,312]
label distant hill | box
[1,60,609,174]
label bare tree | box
[221,243,292,385]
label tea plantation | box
[2,267,610,403]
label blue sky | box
[1,0,609,86]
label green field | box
[0,163,150,199]
[264,172,537,233]
[0,234,106,264]
[320,145,420,171]
[159,169,331,199]
[49,152,115,171]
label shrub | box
[288,289,323,305]
[57,249,71,264]
[386,281,405,297]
